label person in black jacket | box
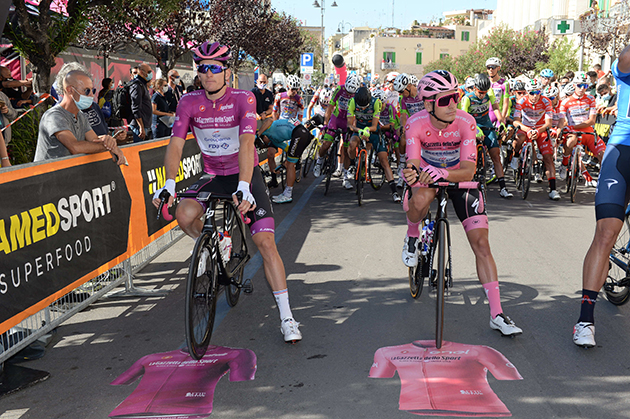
[129,62,153,141]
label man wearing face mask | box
[129,62,154,141]
[33,64,125,164]
[251,73,274,117]
[165,69,184,113]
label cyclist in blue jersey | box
[573,44,630,348]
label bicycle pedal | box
[242,279,254,294]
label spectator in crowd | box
[129,62,153,141]
[0,87,18,144]
[558,75,571,90]
[0,66,34,108]
[151,78,175,139]
[593,63,606,79]
[97,77,115,124]
[185,84,196,94]
[164,69,183,113]
[130,66,139,80]
[0,130,9,167]
[33,64,125,163]
[596,83,613,109]
[193,75,202,90]
[563,71,575,82]
[252,73,274,117]
[586,71,599,96]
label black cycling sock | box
[578,289,598,324]
[498,177,506,189]
[549,177,556,191]
[389,180,397,194]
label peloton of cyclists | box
[400,70,522,336]
[152,41,302,343]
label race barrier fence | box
[0,135,204,365]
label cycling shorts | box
[184,167,274,236]
[285,125,313,164]
[517,129,552,155]
[479,126,499,149]
[323,116,348,143]
[408,187,488,233]
[566,127,607,156]
[595,144,630,221]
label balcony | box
[381,62,398,70]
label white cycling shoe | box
[313,160,323,177]
[402,236,419,268]
[272,191,293,204]
[549,190,561,200]
[499,188,513,199]
[490,313,523,336]
[510,157,519,171]
[558,165,568,181]
[281,318,302,343]
[573,322,595,348]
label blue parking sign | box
[301,53,314,68]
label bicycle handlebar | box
[417,181,480,189]
[158,190,250,224]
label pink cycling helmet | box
[418,70,459,99]
[192,41,231,64]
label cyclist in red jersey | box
[557,71,606,187]
[401,70,522,336]
[151,42,301,343]
[511,78,560,200]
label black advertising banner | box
[140,138,203,238]
[0,161,131,331]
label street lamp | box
[313,0,338,74]
[337,21,352,35]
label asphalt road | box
[2,172,630,419]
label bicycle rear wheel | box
[186,232,219,360]
[605,215,630,305]
[223,204,247,307]
[569,149,579,203]
[324,141,338,196]
[409,216,431,299]
[521,145,532,200]
[356,151,365,206]
[368,148,385,190]
[435,220,448,349]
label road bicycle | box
[561,130,602,203]
[605,205,630,305]
[499,124,515,176]
[158,190,252,359]
[353,133,387,206]
[322,128,344,196]
[406,180,480,349]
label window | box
[461,31,470,41]
[383,51,396,63]
[440,53,449,59]
[416,52,422,65]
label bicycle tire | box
[522,145,532,200]
[324,141,338,196]
[223,204,246,307]
[302,141,320,178]
[501,143,512,177]
[569,148,579,203]
[356,151,365,206]
[185,232,219,360]
[475,144,486,185]
[605,215,630,305]
[435,220,447,349]
[278,160,286,191]
[368,148,385,190]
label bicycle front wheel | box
[569,149,579,203]
[302,140,319,178]
[356,151,365,206]
[186,232,219,360]
[368,148,385,190]
[605,215,630,305]
[324,141,338,196]
[521,145,532,200]
[223,204,248,307]
[435,220,447,349]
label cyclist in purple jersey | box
[152,41,302,343]
[312,74,360,184]
[486,58,510,127]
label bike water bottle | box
[218,233,232,264]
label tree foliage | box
[423,24,549,81]
[5,0,99,94]
[535,36,579,78]
[580,3,630,62]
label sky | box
[271,0,498,38]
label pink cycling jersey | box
[110,347,256,418]
[172,87,258,176]
[369,340,522,416]
[405,109,477,169]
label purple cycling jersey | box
[400,94,425,116]
[110,347,256,418]
[330,85,354,119]
[172,87,258,176]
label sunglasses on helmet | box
[197,64,227,74]
[428,92,459,107]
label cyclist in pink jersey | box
[151,42,301,343]
[397,73,425,187]
[401,70,522,336]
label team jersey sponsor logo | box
[470,124,476,131]
[185,392,207,398]
[245,111,256,119]
[441,131,460,138]
[219,103,234,111]
[245,125,253,132]
[256,208,266,217]
[407,138,415,145]
[425,130,431,137]
[199,105,206,112]
[247,96,254,104]
[463,139,474,146]
[460,390,484,395]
